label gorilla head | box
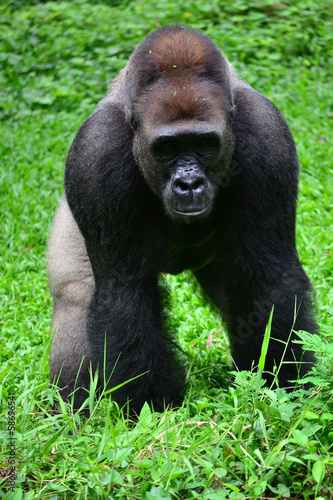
[48,26,317,416]
[126,28,235,221]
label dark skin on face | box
[151,128,222,219]
[133,114,234,225]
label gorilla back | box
[48,26,318,414]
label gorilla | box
[48,26,318,414]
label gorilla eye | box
[195,135,219,154]
[164,139,179,152]
[196,138,210,149]
[152,138,180,158]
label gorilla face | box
[133,119,234,223]
[152,127,221,219]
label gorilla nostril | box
[192,180,204,191]
[175,180,190,193]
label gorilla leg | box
[87,275,186,413]
[195,259,317,388]
[48,197,95,411]
[48,201,185,413]
[50,301,92,411]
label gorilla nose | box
[173,178,205,194]
[172,170,207,198]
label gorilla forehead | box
[136,79,230,125]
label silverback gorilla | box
[48,26,318,414]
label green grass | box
[1,0,333,498]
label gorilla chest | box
[165,224,218,273]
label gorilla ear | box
[130,115,138,133]
[228,105,234,124]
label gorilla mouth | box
[168,202,213,218]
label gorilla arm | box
[195,82,318,387]
[49,102,185,412]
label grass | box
[0,0,333,498]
